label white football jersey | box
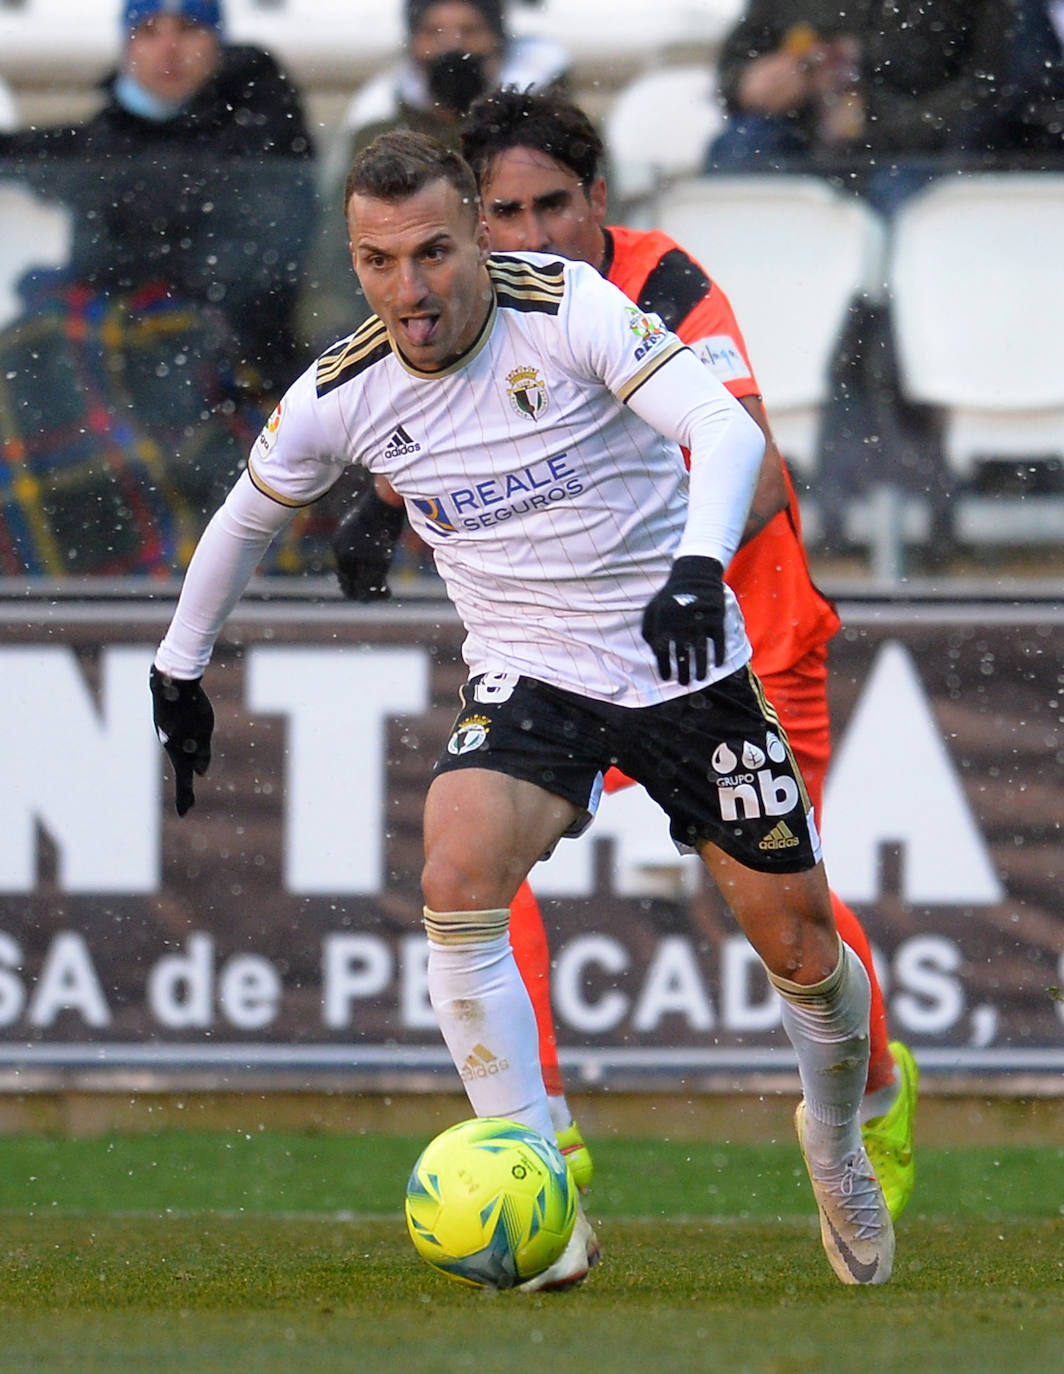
[249,253,752,706]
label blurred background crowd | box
[0,0,1061,583]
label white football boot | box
[796,1101,895,1285]
[516,1203,600,1293]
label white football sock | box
[860,1073,901,1124]
[770,941,871,1165]
[547,1093,575,1135]
[425,908,555,1142]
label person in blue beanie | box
[0,0,315,390]
[0,1,318,576]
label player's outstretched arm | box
[152,470,295,815]
[332,478,406,601]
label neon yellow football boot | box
[556,1120,594,1193]
[861,1040,919,1222]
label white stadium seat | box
[654,175,887,477]
[0,182,73,329]
[0,75,16,132]
[605,64,724,207]
[889,173,1064,479]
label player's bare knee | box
[421,850,510,914]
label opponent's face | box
[480,147,608,268]
[348,177,492,371]
[125,15,221,106]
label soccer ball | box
[404,1116,577,1289]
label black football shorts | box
[433,668,822,874]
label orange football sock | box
[509,880,564,1098]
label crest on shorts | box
[448,714,491,755]
[506,365,549,421]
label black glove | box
[641,555,727,687]
[332,485,406,601]
[150,666,214,817]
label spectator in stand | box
[303,1,569,352]
[0,0,317,577]
[705,1,1010,214]
[341,0,568,161]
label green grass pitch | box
[0,1130,1061,1373]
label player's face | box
[348,177,492,371]
[480,147,608,268]
[125,16,221,106]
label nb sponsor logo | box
[717,768,800,822]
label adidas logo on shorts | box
[759,820,800,851]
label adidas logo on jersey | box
[383,424,421,458]
[759,820,800,851]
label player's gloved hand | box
[332,485,406,601]
[149,666,214,817]
[641,555,727,687]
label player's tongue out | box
[404,315,438,346]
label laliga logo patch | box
[506,365,549,421]
[255,400,284,454]
[448,714,491,755]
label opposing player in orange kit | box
[330,89,918,1222]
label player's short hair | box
[461,87,605,191]
[344,130,480,224]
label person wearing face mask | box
[351,2,568,150]
[303,1,569,352]
[0,0,318,576]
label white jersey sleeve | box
[246,357,351,508]
[553,261,764,566]
[156,355,358,677]
[549,258,689,402]
[620,345,765,565]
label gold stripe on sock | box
[767,936,845,1002]
[422,905,511,945]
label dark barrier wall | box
[1,595,1061,1087]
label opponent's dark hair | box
[344,129,480,222]
[461,86,605,191]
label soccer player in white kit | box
[150,130,894,1290]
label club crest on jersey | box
[410,496,456,537]
[506,365,549,421]
[448,714,491,755]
